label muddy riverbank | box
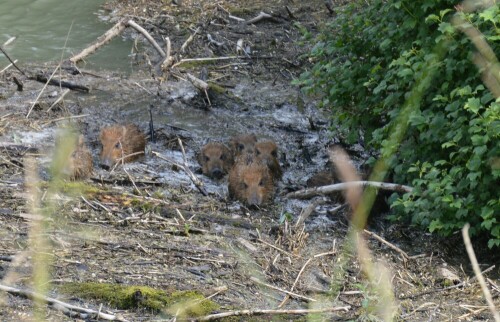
[0,0,498,321]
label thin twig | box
[193,306,350,321]
[363,229,410,260]
[257,238,295,258]
[181,27,200,53]
[26,63,61,118]
[47,89,70,112]
[278,249,337,308]
[0,45,26,76]
[0,59,17,74]
[462,224,500,321]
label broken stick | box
[70,19,128,63]
[70,19,165,64]
[286,181,413,199]
[187,73,211,107]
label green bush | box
[298,0,500,247]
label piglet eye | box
[271,150,278,158]
[204,156,209,162]
[220,154,226,161]
[238,144,244,151]
[115,142,121,149]
[256,149,261,156]
[241,182,248,190]
[259,179,264,186]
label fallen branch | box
[286,181,413,199]
[278,249,337,308]
[33,74,89,92]
[70,19,128,63]
[126,19,165,57]
[245,12,274,25]
[172,56,267,68]
[152,149,208,196]
[0,283,128,321]
[193,306,350,321]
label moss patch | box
[58,181,101,197]
[59,283,219,317]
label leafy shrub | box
[298,0,500,247]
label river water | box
[0,0,132,71]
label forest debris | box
[0,283,128,321]
[294,198,327,228]
[0,59,17,74]
[207,34,224,47]
[438,267,460,285]
[245,12,274,25]
[194,306,350,321]
[399,265,496,300]
[181,27,200,53]
[187,73,211,107]
[47,89,70,112]
[12,76,23,91]
[126,19,166,57]
[462,224,500,321]
[0,46,26,76]
[69,19,128,63]
[161,37,174,71]
[249,277,317,302]
[363,229,410,260]
[286,181,414,199]
[26,64,61,118]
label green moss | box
[58,181,101,197]
[59,283,219,316]
[225,6,260,16]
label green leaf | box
[464,98,481,114]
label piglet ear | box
[250,133,258,142]
[99,128,107,141]
[201,138,210,146]
[121,125,128,138]
[77,135,85,146]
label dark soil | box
[0,0,498,321]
